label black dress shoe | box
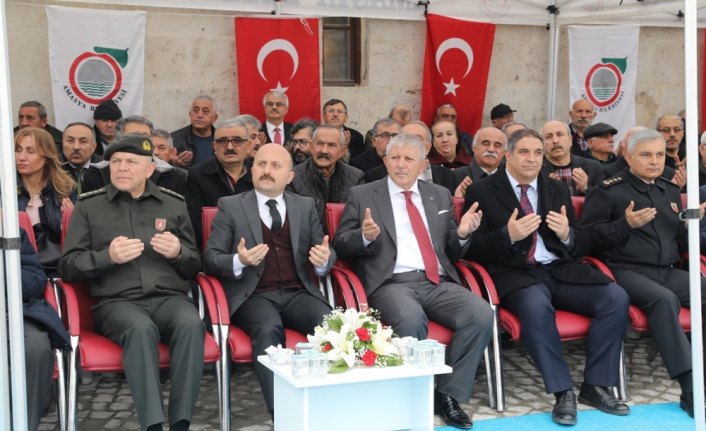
[680,391,699,418]
[434,391,473,429]
[578,383,630,416]
[552,391,577,426]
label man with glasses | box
[657,114,685,170]
[288,124,365,228]
[260,91,292,145]
[186,118,254,248]
[351,117,400,174]
[322,98,366,158]
[287,118,317,165]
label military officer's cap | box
[104,133,154,160]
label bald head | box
[251,143,295,197]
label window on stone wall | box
[322,17,361,86]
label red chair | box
[58,208,225,431]
[325,202,498,409]
[19,211,67,431]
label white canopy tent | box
[1,1,704,429]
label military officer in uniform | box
[582,128,706,418]
[59,134,204,431]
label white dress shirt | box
[266,121,283,144]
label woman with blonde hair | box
[15,127,76,275]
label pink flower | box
[356,328,371,342]
[362,350,377,366]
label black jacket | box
[260,122,292,144]
[541,155,605,196]
[171,124,216,167]
[350,148,383,174]
[365,164,456,195]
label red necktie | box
[518,184,537,265]
[274,127,282,145]
[403,191,440,284]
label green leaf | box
[328,360,349,374]
[327,319,342,332]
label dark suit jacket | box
[350,148,383,173]
[333,179,468,297]
[344,126,366,159]
[604,156,676,180]
[203,191,334,314]
[186,158,254,248]
[260,122,292,144]
[541,155,605,196]
[463,167,611,299]
[453,160,497,187]
[365,165,456,195]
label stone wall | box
[6,0,701,134]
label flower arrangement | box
[307,306,404,373]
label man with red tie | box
[260,90,292,145]
[334,133,493,429]
[463,128,630,426]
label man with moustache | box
[204,143,334,419]
[657,114,686,170]
[540,120,604,196]
[287,118,317,165]
[60,122,101,193]
[453,127,507,198]
[171,95,219,167]
[464,129,630,426]
[186,118,254,248]
[582,128,706,418]
[288,124,364,226]
[260,91,292,144]
[568,99,596,158]
[351,117,400,174]
[585,122,619,165]
[364,121,456,194]
[322,99,366,158]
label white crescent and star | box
[256,39,299,93]
[435,37,474,96]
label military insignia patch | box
[155,218,166,231]
[143,140,152,151]
[671,203,679,213]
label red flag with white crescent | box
[235,17,321,123]
[421,14,495,135]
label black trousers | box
[502,271,629,394]
[24,318,53,431]
[368,271,494,403]
[232,288,332,412]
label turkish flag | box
[421,14,495,136]
[235,17,320,123]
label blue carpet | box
[436,403,695,431]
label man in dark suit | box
[260,90,292,144]
[540,120,604,196]
[365,121,456,194]
[582,128,706,418]
[453,127,507,197]
[350,117,400,173]
[186,118,254,248]
[334,134,493,429]
[464,128,630,426]
[204,143,334,417]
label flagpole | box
[0,0,29,429]
[683,1,705,429]
[546,1,559,119]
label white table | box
[258,355,452,431]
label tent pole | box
[0,0,28,430]
[546,1,559,119]
[684,1,705,429]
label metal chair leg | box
[219,325,231,431]
[55,350,67,431]
[66,336,79,431]
[491,309,505,412]
[483,346,497,409]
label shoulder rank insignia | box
[159,187,185,201]
[77,187,107,200]
[601,176,624,187]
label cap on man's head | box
[490,103,516,120]
[104,133,153,160]
[584,122,618,140]
[93,100,122,120]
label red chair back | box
[18,211,38,251]
[201,207,218,251]
[61,207,73,250]
[325,203,345,240]
[452,197,464,223]
[681,193,687,209]
[571,196,585,218]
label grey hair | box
[153,128,174,148]
[389,105,411,121]
[116,115,154,136]
[372,117,399,135]
[192,94,217,112]
[538,120,570,138]
[656,114,682,129]
[19,101,48,119]
[385,133,426,160]
[627,129,665,154]
[401,121,432,144]
[313,124,346,146]
[216,117,249,131]
[506,128,542,152]
[501,121,527,135]
[291,118,318,138]
[472,127,508,148]
[262,90,289,107]
[235,114,262,130]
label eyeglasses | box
[658,127,684,134]
[324,109,347,115]
[291,139,312,147]
[214,136,248,147]
[374,132,398,140]
[265,101,287,108]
